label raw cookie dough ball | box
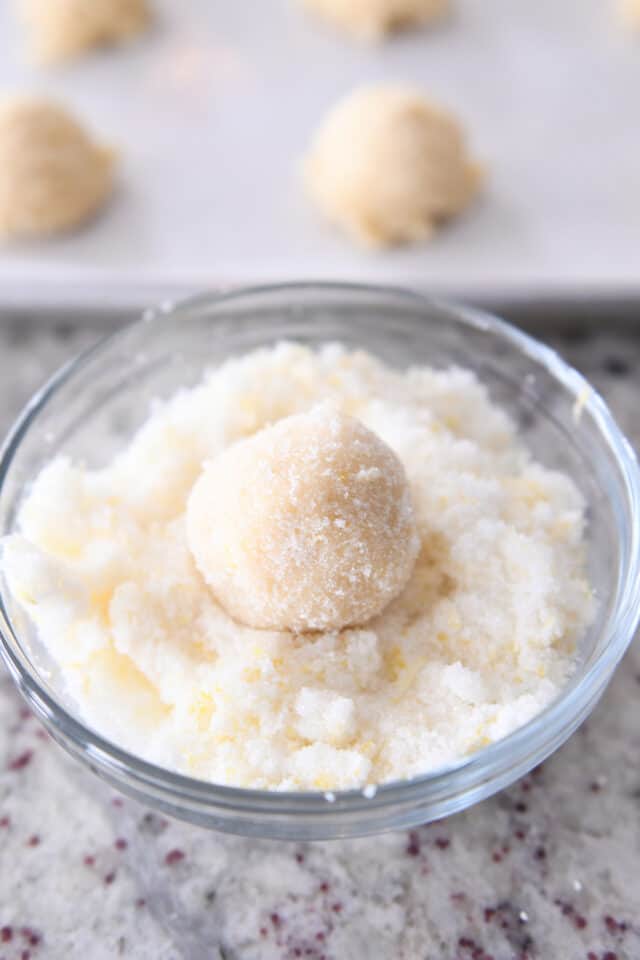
[305,85,482,248]
[299,0,449,40]
[0,97,115,240]
[19,0,150,64]
[620,0,640,25]
[186,404,419,632]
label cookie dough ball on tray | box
[304,85,482,248]
[620,0,640,25]
[0,97,115,240]
[299,0,450,40]
[186,404,419,633]
[19,0,150,64]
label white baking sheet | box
[0,0,639,311]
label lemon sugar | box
[2,343,594,790]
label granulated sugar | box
[2,343,594,790]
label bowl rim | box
[1,281,639,825]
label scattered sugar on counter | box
[2,343,595,790]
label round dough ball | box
[186,404,419,633]
[620,0,640,25]
[0,97,115,240]
[305,85,482,248]
[19,0,150,63]
[299,0,449,39]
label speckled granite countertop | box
[1,316,639,960]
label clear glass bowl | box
[1,283,639,840]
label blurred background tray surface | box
[0,0,639,311]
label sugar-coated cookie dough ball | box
[305,85,482,248]
[186,404,419,632]
[299,0,449,39]
[0,98,115,240]
[19,0,150,64]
